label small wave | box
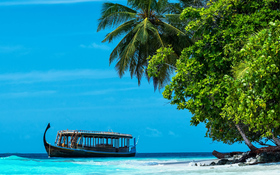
[72,159,158,166]
[145,161,159,165]
[74,160,109,166]
[0,155,29,161]
[72,159,184,168]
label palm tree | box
[97,0,196,90]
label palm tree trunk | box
[235,124,257,151]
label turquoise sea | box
[1,153,280,175]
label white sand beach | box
[155,159,280,175]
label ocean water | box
[1,153,280,175]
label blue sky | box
[0,0,248,153]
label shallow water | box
[0,153,280,174]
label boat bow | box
[43,123,51,156]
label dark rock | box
[217,159,228,165]
[256,152,280,163]
[209,161,216,166]
[238,152,251,162]
[257,152,268,162]
[233,159,240,163]
[213,148,280,166]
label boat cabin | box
[55,129,135,153]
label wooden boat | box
[43,123,136,157]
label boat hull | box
[44,143,136,157]
[43,123,136,158]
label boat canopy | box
[56,130,133,138]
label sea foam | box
[1,154,280,174]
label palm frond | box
[164,14,184,24]
[132,18,154,44]
[161,2,182,14]
[102,19,137,43]
[97,3,137,31]
[138,19,149,44]
[145,22,165,47]
[155,0,169,14]
[160,21,186,36]
[115,27,142,77]
[131,18,165,47]
[128,0,157,11]
[152,63,172,91]
[163,14,190,32]
[109,29,136,64]
[135,50,146,85]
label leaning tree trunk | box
[271,133,280,146]
[235,124,257,151]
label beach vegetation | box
[148,0,280,150]
[223,21,280,146]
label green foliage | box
[223,21,280,138]
[158,0,280,144]
[98,0,196,90]
[147,46,175,77]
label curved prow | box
[43,123,51,146]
